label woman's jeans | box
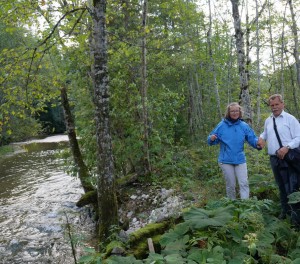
[219,163,249,199]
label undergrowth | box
[79,197,300,263]
[77,144,300,264]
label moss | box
[129,221,170,245]
[131,239,148,259]
[116,173,138,186]
[105,240,125,255]
[76,190,97,207]
[129,234,162,259]
[125,221,174,259]
[152,234,162,252]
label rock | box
[118,186,187,234]
[111,246,126,256]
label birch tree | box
[255,0,262,126]
[140,0,151,177]
[207,0,222,119]
[287,0,300,90]
[267,0,277,92]
[280,5,288,97]
[91,0,118,241]
[230,0,252,122]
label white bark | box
[230,0,252,122]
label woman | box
[207,102,261,199]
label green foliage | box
[249,173,277,199]
[183,206,235,229]
[152,146,196,182]
[160,223,190,247]
[78,247,104,264]
[106,255,143,264]
[187,246,227,264]
[0,144,14,156]
[288,192,300,205]
[1,115,42,145]
[0,22,63,144]
[2,0,300,263]
[89,198,300,264]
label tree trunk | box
[284,51,300,117]
[91,0,118,242]
[267,0,278,93]
[288,0,300,114]
[230,0,252,123]
[60,86,94,193]
[287,0,300,90]
[193,67,204,122]
[255,0,262,127]
[208,0,222,119]
[225,35,234,103]
[280,5,288,97]
[245,1,251,90]
[188,72,202,137]
[140,0,151,177]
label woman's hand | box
[210,134,217,141]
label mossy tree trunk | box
[60,86,94,193]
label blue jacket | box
[207,118,259,164]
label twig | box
[64,212,77,264]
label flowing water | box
[0,135,94,264]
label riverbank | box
[0,134,69,158]
[0,144,15,156]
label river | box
[0,135,94,264]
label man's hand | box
[276,146,289,159]
[257,137,265,149]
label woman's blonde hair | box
[224,102,243,119]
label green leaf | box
[187,246,225,263]
[183,206,234,230]
[270,254,292,263]
[290,250,300,261]
[145,252,165,263]
[106,255,143,264]
[78,255,96,263]
[164,253,186,263]
[160,222,190,247]
[228,253,254,264]
[288,192,300,204]
[83,247,96,253]
[257,231,275,246]
[161,235,189,256]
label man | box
[258,94,300,224]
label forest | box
[1,0,300,263]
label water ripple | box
[0,135,94,264]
